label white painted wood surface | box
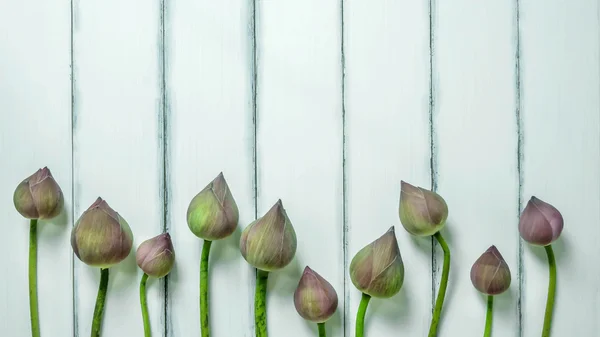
[1,0,599,336]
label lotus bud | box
[294,266,338,323]
[519,196,564,246]
[350,226,404,298]
[399,181,448,236]
[136,233,175,278]
[71,197,134,268]
[13,167,64,220]
[240,199,297,271]
[470,245,511,295]
[187,172,239,241]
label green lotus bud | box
[470,245,511,295]
[349,226,404,298]
[294,266,338,323]
[136,233,175,278]
[399,180,448,236]
[13,167,64,220]
[519,196,564,246]
[71,197,134,268]
[239,199,297,271]
[187,172,239,240]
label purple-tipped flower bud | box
[470,245,511,295]
[71,197,134,268]
[294,266,338,323]
[239,199,297,271]
[518,196,564,246]
[13,167,64,220]
[136,233,175,278]
[187,172,239,241]
[349,227,404,298]
[399,181,449,236]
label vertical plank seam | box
[159,0,171,335]
[340,0,348,336]
[428,0,439,313]
[251,1,259,336]
[70,0,78,335]
[514,0,524,336]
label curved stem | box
[255,269,269,337]
[91,268,109,337]
[29,219,40,337]
[200,240,212,337]
[429,231,451,337]
[317,322,326,337]
[483,295,494,337]
[355,293,371,337]
[542,244,556,337]
[139,273,151,337]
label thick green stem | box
[29,219,40,337]
[255,269,269,337]
[542,244,556,337]
[483,295,494,337]
[91,268,109,337]
[428,231,451,337]
[140,273,151,337]
[355,293,371,337]
[200,240,212,337]
[317,322,326,337]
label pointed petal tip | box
[303,266,314,274]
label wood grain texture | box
[344,0,432,335]
[520,0,600,335]
[71,0,165,335]
[0,0,72,335]
[167,0,255,336]
[255,0,344,336]
[434,0,519,335]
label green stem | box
[29,219,40,337]
[317,322,326,337]
[91,268,109,337]
[200,240,212,337]
[483,295,494,337]
[255,269,269,337]
[542,244,556,337]
[355,293,371,337]
[428,231,451,337]
[140,273,151,337]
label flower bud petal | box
[349,227,404,298]
[136,233,175,278]
[470,245,511,295]
[294,266,338,323]
[239,199,297,271]
[518,196,564,246]
[71,197,134,268]
[13,167,64,220]
[399,181,448,236]
[187,172,239,240]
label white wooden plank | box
[345,0,432,335]
[520,0,600,335]
[256,0,343,336]
[434,0,519,335]
[0,1,72,335]
[72,0,164,335]
[167,1,255,336]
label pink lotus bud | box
[349,227,404,298]
[293,266,338,323]
[71,197,134,268]
[399,181,448,236]
[240,199,297,271]
[136,233,175,278]
[519,196,564,246]
[13,167,64,220]
[470,245,511,295]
